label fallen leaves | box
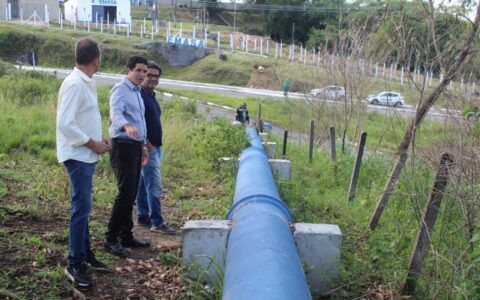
[113,257,185,298]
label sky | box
[433,0,478,20]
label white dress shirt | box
[56,67,102,163]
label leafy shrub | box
[189,119,249,169]
[0,59,15,77]
[162,98,197,119]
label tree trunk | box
[398,4,480,153]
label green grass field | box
[0,66,478,298]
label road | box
[21,65,459,120]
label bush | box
[190,119,249,169]
[0,59,15,77]
[162,98,197,119]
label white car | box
[310,86,346,99]
[367,91,404,107]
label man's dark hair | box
[126,56,148,70]
[147,61,162,76]
[75,38,100,65]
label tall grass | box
[0,67,478,298]
[0,71,59,162]
[270,129,479,298]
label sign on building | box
[167,36,206,48]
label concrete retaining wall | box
[136,41,214,67]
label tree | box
[262,0,344,45]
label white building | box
[64,0,131,24]
[1,0,59,20]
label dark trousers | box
[106,138,143,242]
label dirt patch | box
[0,189,186,299]
[247,66,281,90]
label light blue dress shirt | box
[109,78,147,142]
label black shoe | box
[65,263,93,288]
[86,251,109,272]
[137,218,152,227]
[104,241,127,257]
[151,223,176,235]
[121,237,151,248]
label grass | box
[131,6,234,32]
[0,55,478,298]
[0,23,171,74]
[0,68,249,298]
[271,135,479,298]
[0,21,473,112]
[160,87,450,151]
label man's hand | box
[103,138,112,151]
[85,139,110,154]
[145,140,154,153]
[142,148,149,166]
[124,124,139,139]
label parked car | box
[366,91,404,107]
[310,85,346,99]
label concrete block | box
[218,157,234,162]
[264,141,277,158]
[294,223,342,296]
[259,132,268,141]
[269,159,291,179]
[182,220,232,282]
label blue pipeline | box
[223,127,311,300]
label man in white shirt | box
[56,38,110,288]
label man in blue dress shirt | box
[136,61,176,235]
[105,56,151,257]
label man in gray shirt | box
[105,56,151,257]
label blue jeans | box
[136,147,164,226]
[64,159,96,266]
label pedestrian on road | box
[56,37,111,288]
[283,78,290,96]
[17,54,25,70]
[235,103,250,125]
[136,61,176,235]
[105,56,151,257]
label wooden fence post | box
[347,132,367,202]
[403,153,454,296]
[258,103,263,133]
[308,120,314,163]
[330,127,336,163]
[282,130,288,158]
[368,151,408,230]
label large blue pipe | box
[222,127,311,300]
